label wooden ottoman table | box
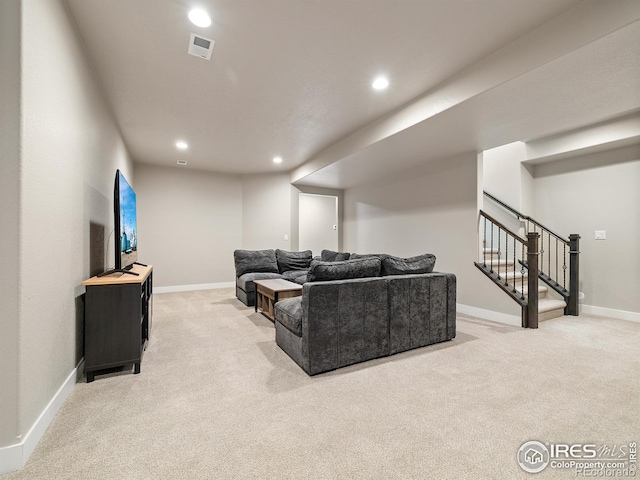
[253,278,303,322]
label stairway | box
[483,248,566,322]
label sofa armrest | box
[301,278,388,375]
[386,272,456,355]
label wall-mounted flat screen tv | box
[114,170,137,271]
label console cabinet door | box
[85,284,142,370]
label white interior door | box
[299,193,338,256]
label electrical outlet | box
[284,234,289,241]
[595,230,606,240]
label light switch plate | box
[595,230,606,240]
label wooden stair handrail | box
[484,191,569,245]
[479,210,527,244]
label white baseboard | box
[581,304,640,323]
[457,303,521,327]
[0,360,80,475]
[154,281,235,294]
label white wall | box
[134,164,243,288]
[134,169,329,290]
[19,0,135,435]
[483,142,526,209]
[0,0,138,469]
[242,174,291,251]
[0,0,21,450]
[1,0,134,467]
[344,152,518,316]
[482,142,529,235]
[533,146,640,315]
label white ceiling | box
[302,16,640,188]
[65,0,589,177]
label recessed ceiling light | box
[273,156,283,164]
[177,160,187,166]
[372,76,389,90]
[188,9,211,28]
[176,141,188,150]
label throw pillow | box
[234,249,278,277]
[275,249,313,273]
[307,257,381,282]
[320,249,351,262]
[381,254,436,276]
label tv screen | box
[115,170,137,270]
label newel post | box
[526,232,540,329]
[567,234,581,316]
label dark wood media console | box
[82,264,153,383]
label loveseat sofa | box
[274,255,456,375]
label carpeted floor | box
[4,288,639,479]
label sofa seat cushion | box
[275,297,303,336]
[382,253,436,276]
[275,249,313,273]
[308,257,381,282]
[236,272,284,293]
[320,249,351,262]
[293,275,307,285]
[234,249,278,277]
[282,269,308,281]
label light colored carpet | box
[4,288,639,479]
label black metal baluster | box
[520,243,525,300]
[497,227,501,279]
[504,231,509,286]
[563,243,567,291]
[548,232,551,277]
[490,223,494,273]
[540,229,544,275]
[555,237,558,287]
[483,216,487,267]
[512,237,517,292]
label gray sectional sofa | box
[234,249,457,375]
[234,249,313,306]
[274,256,456,375]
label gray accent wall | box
[242,173,291,251]
[134,164,243,287]
[0,0,21,450]
[1,0,134,452]
[343,152,518,316]
[532,145,640,314]
[133,169,344,288]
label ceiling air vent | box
[188,33,214,60]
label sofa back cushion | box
[307,257,381,282]
[349,253,391,262]
[234,249,278,277]
[320,249,351,262]
[275,249,313,273]
[382,254,436,276]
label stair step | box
[482,260,516,270]
[481,250,514,262]
[515,284,548,298]
[537,298,566,321]
[503,271,527,281]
